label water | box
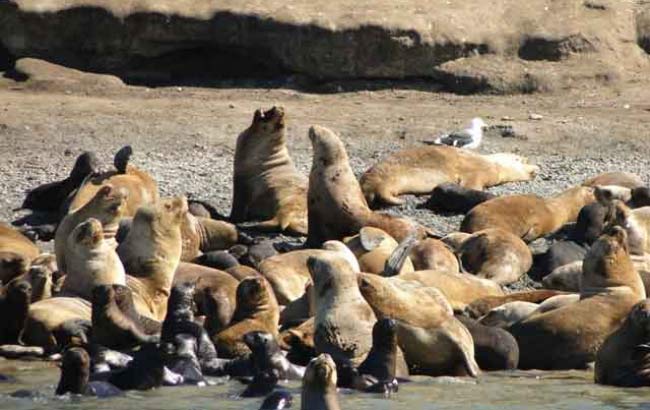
[1,360,650,410]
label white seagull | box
[433,117,487,149]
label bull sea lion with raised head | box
[230,107,308,235]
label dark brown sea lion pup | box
[456,315,519,370]
[461,186,595,242]
[230,107,308,235]
[243,331,305,380]
[360,144,538,207]
[595,299,650,387]
[509,227,646,370]
[630,187,650,208]
[0,280,31,344]
[356,318,400,393]
[107,343,167,391]
[421,182,496,215]
[301,354,340,410]
[306,125,427,247]
[18,151,100,213]
[56,347,122,397]
[215,277,280,358]
[0,223,40,284]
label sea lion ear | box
[97,184,114,197]
[359,227,385,251]
[595,186,613,204]
[253,109,264,123]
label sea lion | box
[343,227,414,275]
[67,147,158,217]
[215,277,279,358]
[8,263,53,303]
[595,299,650,386]
[0,280,31,344]
[107,343,167,391]
[193,250,240,271]
[230,106,308,235]
[478,301,539,328]
[532,240,589,281]
[261,391,294,410]
[409,238,459,273]
[118,196,185,321]
[420,182,496,214]
[534,293,580,314]
[509,227,646,369]
[357,273,477,376]
[357,318,399,384]
[306,125,427,247]
[243,330,305,380]
[18,151,100,214]
[162,334,205,386]
[180,212,239,261]
[60,218,126,300]
[360,144,538,207]
[458,228,532,285]
[280,317,316,366]
[456,315,519,370]
[583,171,644,189]
[461,186,595,241]
[55,184,126,274]
[91,285,159,350]
[464,289,567,319]
[309,253,376,367]
[56,347,122,397]
[0,223,40,284]
[630,187,650,208]
[22,297,92,351]
[301,354,340,410]
[542,261,583,291]
[258,243,359,305]
[606,201,650,255]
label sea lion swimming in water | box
[56,347,122,397]
[301,354,340,410]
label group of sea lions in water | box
[3,106,650,408]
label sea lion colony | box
[2,105,650,406]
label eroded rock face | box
[0,0,647,91]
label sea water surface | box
[1,360,650,410]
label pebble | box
[528,113,543,120]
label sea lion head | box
[70,151,100,181]
[573,202,608,245]
[0,251,30,280]
[631,187,650,208]
[357,273,387,303]
[628,299,650,335]
[252,106,286,134]
[6,279,32,306]
[307,254,357,300]
[304,353,337,391]
[168,281,197,313]
[234,277,271,319]
[91,284,115,308]
[87,185,128,227]
[243,330,278,357]
[70,218,104,249]
[56,347,91,395]
[308,125,348,167]
[132,196,187,240]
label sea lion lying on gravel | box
[360,144,538,207]
[461,185,595,242]
[230,107,308,235]
[0,223,40,284]
[306,125,427,247]
[118,197,185,321]
[420,182,496,215]
[409,238,459,273]
[509,227,646,370]
[583,171,645,189]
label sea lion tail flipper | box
[382,232,418,277]
[113,145,133,174]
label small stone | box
[228,103,235,109]
[623,104,630,109]
[501,116,514,121]
[528,113,543,121]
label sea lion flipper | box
[382,232,418,277]
[113,146,133,174]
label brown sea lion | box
[67,148,158,217]
[0,223,40,284]
[595,299,650,386]
[0,280,32,344]
[606,201,650,255]
[91,285,159,350]
[509,227,646,369]
[542,261,583,291]
[409,238,459,273]
[343,227,415,275]
[478,301,539,328]
[309,253,376,367]
[18,151,100,213]
[280,316,316,365]
[464,289,568,319]
[360,144,538,207]
[179,212,239,261]
[118,197,185,321]
[583,171,644,189]
[22,297,92,351]
[301,354,340,410]
[215,277,279,358]
[230,107,308,235]
[357,273,477,376]
[461,186,595,241]
[630,187,650,208]
[60,218,126,300]
[458,228,532,285]
[8,262,53,303]
[306,125,427,247]
[55,185,126,274]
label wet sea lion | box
[409,238,459,273]
[595,299,650,386]
[18,151,100,214]
[360,144,538,207]
[118,197,185,321]
[301,354,340,410]
[509,227,646,369]
[0,223,40,284]
[67,147,158,217]
[420,182,496,214]
[461,186,595,241]
[0,280,31,344]
[456,315,519,370]
[215,277,280,358]
[55,185,126,274]
[357,318,399,384]
[306,125,427,247]
[458,228,532,285]
[309,253,376,366]
[60,218,126,300]
[343,227,414,275]
[56,347,122,397]
[230,107,308,235]
[162,334,205,386]
[261,391,294,410]
[91,285,158,350]
[107,343,167,391]
[583,171,644,189]
[244,330,305,380]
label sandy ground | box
[1,75,650,254]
